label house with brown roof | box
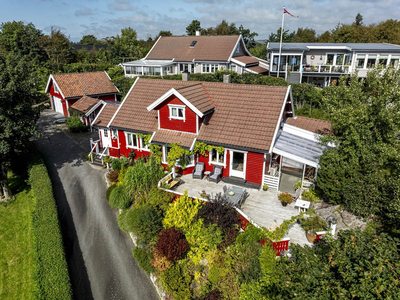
[45,71,119,118]
[89,75,332,191]
[121,34,268,77]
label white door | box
[102,128,112,148]
[230,151,246,178]
[53,96,63,114]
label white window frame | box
[355,54,366,69]
[140,137,150,151]
[231,64,237,72]
[176,154,195,168]
[111,128,118,139]
[209,149,226,167]
[103,129,108,138]
[202,63,219,73]
[53,83,58,93]
[168,104,185,121]
[125,132,139,149]
[163,145,172,164]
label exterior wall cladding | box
[157,96,197,133]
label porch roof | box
[273,131,329,167]
[152,129,197,149]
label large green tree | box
[292,27,317,43]
[0,53,41,199]
[78,34,98,45]
[317,67,400,228]
[267,28,294,43]
[111,27,142,63]
[186,20,202,36]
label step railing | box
[263,172,280,190]
[89,139,100,163]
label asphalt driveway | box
[33,110,159,300]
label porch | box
[174,174,312,247]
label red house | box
[45,71,119,118]
[91,75,295,188]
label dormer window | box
[168,104,185,121]
[54,83,58,93]
[190,41,197,47]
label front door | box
[230,151,246,178]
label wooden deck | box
[174,174,312,247]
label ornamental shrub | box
[66,115,89,133]
[107,169,120,182]
[277,192,293,203]
[203,290,222,300]
[218,227,239,250]
[155,228,190,261]
[146,186,174,212]
[132,247,156,275]
[160,264,192,300]
[111,159,122,170]
[106,184,117,201]
[108,184,131,209]
[163,191,202,231]
[120,204,163,242]
[150,249,173,271]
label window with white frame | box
[126,132,138,148]
[163,146,172,163]
[231,64,237,72]
[53,83,58,93]
[235,46,239,55]
[367,55,377,68]
[202,63,218,73]
[209,149,225,165]
[169,104,185,120]
[103,129,108,137]
[191,63,195,73]
[176,154,195,168]
[389,55,399,68]
[356,54,366,68]
[126,66,132,74]
[379,55,388,66]
[111,128,118,139]
[140,138,149,151]
[143,67,161,76]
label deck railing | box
[263,172,280,190]
[302,65,350,74]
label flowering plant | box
[278,192,293,204]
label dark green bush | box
[111,159,122,170]
[109,184,131,209]
[118,204,163,242]
[106,184,117,201]
[132,247,156,275]
[29,160,72,300]
[147,186,174,212]
[66,115,89,133]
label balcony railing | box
[302,65,350,74]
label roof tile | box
[286,116,334,135]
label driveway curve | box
[33,110,159,300]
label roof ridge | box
[200,83,216,108]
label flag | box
[283,7,298,18]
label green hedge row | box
[29,160,73,300]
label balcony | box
[302,65,350,74]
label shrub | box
[155,228,190,261]
[107,169,120,183]
[29,159,72,299]
[111,159,122,170]
[147,186,174,212]
[119,204,163,242]
[301,216,327,235]
[160,264,192,300]
[106,184,117,201]
[218,227,239,250]
[163,191,202,231]
[301,187,322,202]
[109,184,131,209]
[150,249,173,271]
[197,197,238,233]
[278,192,293,203]
[203,290,222,300]
[132,247,156,275]
[235,223,266,246]
[66,115,89,133]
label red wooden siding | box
[108,147,120,157]
[245,151,264,185]
[157,96,197,133]
[99,94,117,101]
[118,130,151,159]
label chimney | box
[182,70,190,81]
[223,73,231,83]
[195,30,200,36]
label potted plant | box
[263,184,268,191]
[278,192,293,207]
[301,216,327,243]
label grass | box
[0,189,36,300]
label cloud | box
[75,7,95,17]
[108,0,137,11]
[109,12,155,25]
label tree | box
[78,34,97,45]
[292,27,317,43]
[238,25,258,49]
[186,20,202,36]
[354,13,363,26]
[318,67,400,228]
[0,53,41,199]
[39,27,73,71]
[267,28,294,43]
[249,43,267,59]
[157,30,173,37]
[111,27,142,63]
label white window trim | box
[103,129,109,138]
[209,149,227,168]
[125,132,139,149]
[176,154,195,168]
[111,128,118,139]
[202,63,219,73]
[140,137,150,152]
[168,104,186,121]
[162,145,171,164]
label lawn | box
[0,190,35,300]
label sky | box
[0,0,399,43]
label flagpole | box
[276,6,285,78]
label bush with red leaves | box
[203,290,221,300]
[155,228,190,261]
[107,169,120,183]
[218,227,239,250]
[197,196,238,233]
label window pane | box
[132,134,137,147]
[336,54,344,65]
[218,152,224,164]
[155,67,161,75]
[172,108,177,117]
[356,55,365,68]
[104,130,108,137]
[390,55,399,68]
[344,55,351,65]
[367,55,377,68]
[327,54,334,65]
[126,66,131,74]
[178,108,184,118]
[211,150,217,162]
[379,55,388,66]
[127,134,132,146]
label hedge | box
[29,160,73,300]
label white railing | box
[263,171,280,190]
[89,139,100,163]
[302,65,350,74]
[99,147,108,165]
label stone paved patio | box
[174,174,312,247]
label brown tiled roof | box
[70,96,100,114]
[286,116,334,135]
[246,65,269,74]
[93,103,120,127]
[232,55,259,65]
[146,35,240,62]
[176,84,215,114]
[110,78,289,152]
[52,71,118,99]
[152,130,196,148]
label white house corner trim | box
[107,77,139,128]
[288,86,295,118]
[190,138,197,152]
[148,131,156,144]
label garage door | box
[53,96,63,114]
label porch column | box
[301,163,306,190]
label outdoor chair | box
[209,165,223,183]
[192,162,205,179]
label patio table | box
[224,186,246,208]
[294,199,311,213]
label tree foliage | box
[186,20,202,36]
[111,27,142,63]
[155,228,190,261]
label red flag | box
[284,7,298,18]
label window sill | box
[209,161,226,168]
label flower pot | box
[306,231,317,243]
[263,187,268,191]
[281,202,288,207]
